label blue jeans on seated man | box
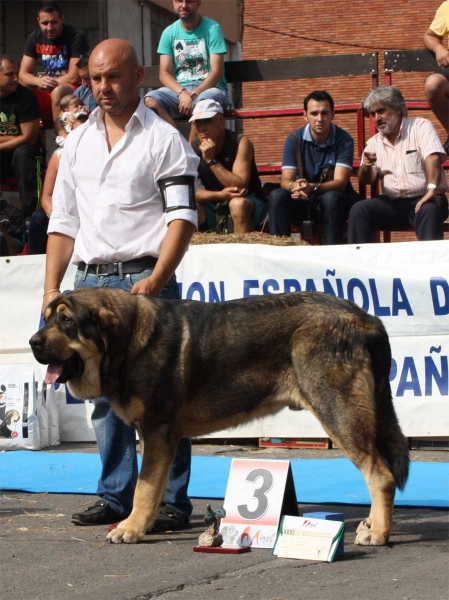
[73,267,192,521]
[268,187,358,244]
[28,209,49,255]
[145,86,228,119]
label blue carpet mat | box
[0,452,448,508]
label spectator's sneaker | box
[443,135,449,156]
[71,500,125,526]
[148,506,190,533]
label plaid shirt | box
[363,117,447,198]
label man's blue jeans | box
[74,267,192,520]
[145,85,229,119]
[268,188,358,244]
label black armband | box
[158,176,197,213]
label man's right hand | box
[199,137,217,163]
[38,75,59,90]
[363,151,377,166]
[363,151,392,179]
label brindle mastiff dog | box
[30,287,409,545]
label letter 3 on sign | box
[237,468,274,520]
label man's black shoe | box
[71,500,125,526]
[148,505,190,533]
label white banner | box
[1,241,448,441]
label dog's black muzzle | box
[29,332,50,363]
[29,332,84,383]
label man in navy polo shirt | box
[268,90,358,244]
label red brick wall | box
[240,0,445,176]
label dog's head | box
[29,288,130,400]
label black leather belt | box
[78,256,158,276]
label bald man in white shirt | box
[42,39,199,532]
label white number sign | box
[219,459,298,549]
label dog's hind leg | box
[107,427,177,544]
[352,378,407,546]
[324,418,396,546]
[352,453,396,546]
[326,424,396,545]
[293,355,397,546]
[330,412,397,546]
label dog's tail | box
[368,324,410,491]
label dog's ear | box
[97,307,123,347]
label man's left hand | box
[415,188,441,213]
[178,91,194,116]
[130,275,164,297]
[435,46,449,69]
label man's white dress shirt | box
[49,100,199,265]
[363,117,447,199]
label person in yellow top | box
[424,1,449,153]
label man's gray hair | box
[363,86,408,117]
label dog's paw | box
[356,518,371,534]
[106,521,145,544]
[355,528,389,546]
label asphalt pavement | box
[1,443,448,600]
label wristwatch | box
[207,158,218,167]
[427,183,437,190]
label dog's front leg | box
[107,430,177,544]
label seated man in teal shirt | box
[145,0,228,129]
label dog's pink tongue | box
[45,364,62,385]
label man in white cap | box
[190,99,265,233]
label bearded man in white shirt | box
[348,86,448,243]
[41,39,200,531]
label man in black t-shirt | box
[0,55,46,219]
[189,99,266,233]
[19,0,89,128]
